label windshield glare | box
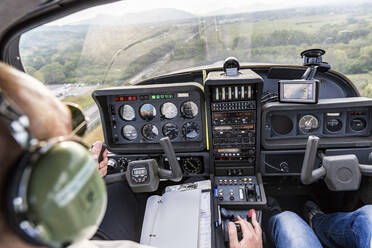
[18,0,372,144]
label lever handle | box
[159,137,183,182]
[359,164,372,176]
[301,136,325,184]
[104,172,126,185]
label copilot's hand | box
[228,210,262,248]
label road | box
[49,84,101,130]
[47,84,97,100]
[85,104,100,130]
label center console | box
[215,175,266,206]
[205,69,262,176]
[204,60,266,247]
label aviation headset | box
[0,92,107,248]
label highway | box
[49,84,100,130]
[85,104,100,130]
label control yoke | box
[104,137,183,192]
[301,135,372,191]
[158,137,183,182]
[300,136,326,185]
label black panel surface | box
[262,97,372,149]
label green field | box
[82,123,104,147]
[63,92,94,109]
[346,73,372,97]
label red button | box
[248,209,255,218]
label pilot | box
[0,62,148,248]
[0,61,371,248]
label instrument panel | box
[93,68,372,178]
[93,83,206,153]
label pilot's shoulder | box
[69,240,153,248]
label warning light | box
[115,97,119,101]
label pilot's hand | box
[228,210,262,248]
[91,141,108,177]
[0,63,72,140]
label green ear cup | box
[27,141,107,246]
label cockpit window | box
[19,0,372,144]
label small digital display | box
[279,80,318,103]
[177,92,189,98]
[132,168,147,176]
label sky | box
[49,0,369,25]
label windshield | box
[19,0,372,144]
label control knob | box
[108,159,117,169]
[118,157,129,170]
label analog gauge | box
[326,118,342,132]
[140,104,156,121]
[142,124,159,140]
[181,157,202,174]
[299,115,319,133]
[161,102,178,119]
[350,118,366,131]
[163,123,179,140]
[119,105,136,121]
[182,122,200,139]
[181,101,198,119]
[122,125,137,140]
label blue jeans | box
[269,205,372,248]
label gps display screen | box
[279,80,318,103]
